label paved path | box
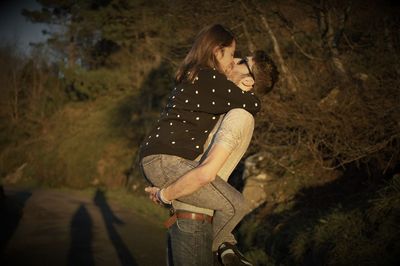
[0,186,166,266]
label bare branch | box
[260,15,299,92]
[274,10,324,60]
[242,22,256,53]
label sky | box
[0,0,48,54]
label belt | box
[164,211,213,228]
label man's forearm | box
[162,144,231,202]
[162,167,207,202]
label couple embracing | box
[139,24,277,266]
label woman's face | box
[215,40,236,75]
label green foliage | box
[368,174,400,222]
[239,218,264,249]
[62,66,133,100]
[0,90,139,188]
[244,249,276,266]
[0,43,68,183]
[35,94,136,188]
[238,174,400,265]
[0,139,30,179]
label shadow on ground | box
[93,189,138,266]
[0,188,31,255]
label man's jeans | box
[166,218,213,266]
[140,109,254,265]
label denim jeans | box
[166,218,213,266]
[140,109,254,264]
[174,108,256,215]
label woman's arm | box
[169,69,260,116]
[197,69,261,114]
[145,143,231,203]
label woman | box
[139,24,265,265]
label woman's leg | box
[201,108,255,248]
[172,107,255,213]
[142,154,248,252]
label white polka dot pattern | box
[141,68,261,160]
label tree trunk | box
[11,70,20,123]
[260,15,298,93]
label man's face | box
[229,57,255,91]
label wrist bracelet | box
[156,189,172,206]
[160,189,172,204]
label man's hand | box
[145,186,172,207]
[145,186,161,205]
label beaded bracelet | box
[156,189,172,207]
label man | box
[145,51,278,266]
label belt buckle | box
[189,212,197,220]
[169,207,175,216]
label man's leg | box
[167,218,213,266]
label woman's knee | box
[234,195,252,217]
[219,197,249,221]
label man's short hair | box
[252,50,279,94]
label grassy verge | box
[4,182,169,228]
[52,186,169,226]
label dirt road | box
[0,186,166,266]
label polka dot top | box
[139,68,261,161]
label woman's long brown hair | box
[175,24,235,84]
